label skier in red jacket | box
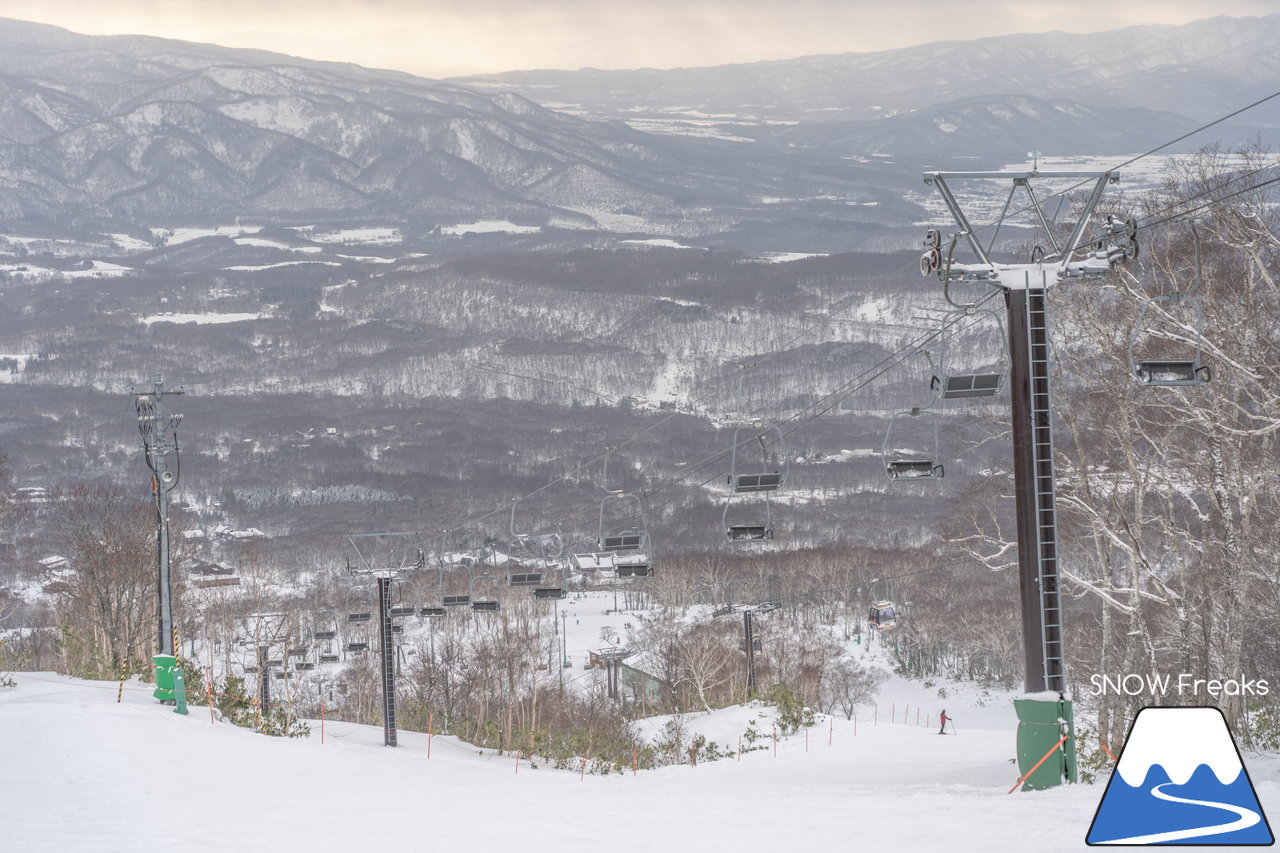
[939,710,952,734]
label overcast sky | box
[3,1,1277,78]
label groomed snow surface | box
[9,663,1276,852]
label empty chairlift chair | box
[882,408,944,481]
[723,422,787,543]
[469,572,500,613]
[1130,223,1211,386]
[597,491,653,578]
[929,303,1009,401]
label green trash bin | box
[152,654,177,703]
[1014,696,1077,791]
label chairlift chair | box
[882,408,945,481]
[723,422,787,543]
[597,491,652,557]
[869,601,898,631]
[1130,298,1211,386]
[1129,221,1212,387]
[419,605,447,617]
[469,572,500,613]
[727,422,787,492]
[930,291,1009,401]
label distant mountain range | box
[0,14,1273,243]
[451,14,1280,153]
[0,18,900,240]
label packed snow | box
[7,595,1275,852]
[11,658,1277,852]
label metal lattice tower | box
[131,376,184,658]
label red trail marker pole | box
[633,746,637,776]
[580,758,586,780]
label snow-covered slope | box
[6,668,1276,852]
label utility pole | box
[920,167,1136,789]
[132,376,184,657]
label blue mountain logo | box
[1087,706,1273,845]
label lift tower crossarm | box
[923,170,1119,273]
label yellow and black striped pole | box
[116,659,127,703]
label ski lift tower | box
[711,577,780,696]
[345,532,425,747]
[920,165,1138,790]
[131,376,184,658]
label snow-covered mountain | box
[451,14,1280,156]
[0,18,888,236]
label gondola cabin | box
[869,601,898,631]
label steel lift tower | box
[920,167,1137,790]
[346,532,425,747]
[132,376,184,658]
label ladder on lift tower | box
[377,576,398,746]
[1024,289,1065,691]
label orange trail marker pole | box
[580,758,586,781]
[633,746,638,775]
[1007,734,1069,794]
[206,668,215,724]
[428,713,433,759]
[737,735,742,761]
[805,728,809,752]
[320,701,325,744]
[772,727,777,757]
[515,751,519,774]
[1101,739,1118,764]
